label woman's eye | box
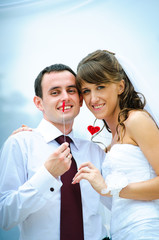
[97,85,105,90]
[82,89,90,94]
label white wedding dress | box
[102,144,159,240]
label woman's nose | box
[90,92,99,103]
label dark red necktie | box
[55,135,84,240]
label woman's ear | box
[33,96,43,112]
[118,79,125,95]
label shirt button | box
[50,187,54,192]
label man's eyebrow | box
[48,85,77,92]
[67,85,77,88]
[48,86,60,92]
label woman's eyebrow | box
[81,87,88,90]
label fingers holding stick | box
[45,142,72,178]
[72,161,95,184]
[72,161,107,195]
[78,161,96,170]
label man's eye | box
[68,88,77,94]
[51,91,59,95]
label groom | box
[0,63,110,240]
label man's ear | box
[33,96,43,111]
[118,79,125,95]
[79,95,83,107]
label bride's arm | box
[11,124,32,135]
[120,111,159,200]
[120,177,159,200]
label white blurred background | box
[0,0,159,239]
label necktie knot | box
[55,135,72,145]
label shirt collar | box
[35,119,79,150]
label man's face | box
[34,70,83,130]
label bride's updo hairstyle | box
[76,49,146,138]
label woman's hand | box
[11,124,32,136]
[72,161,108,195]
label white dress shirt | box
[0,119,108,240]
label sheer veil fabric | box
[116,54,159,126]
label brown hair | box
[34,64,76,98]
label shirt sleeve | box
[0,136,62,230]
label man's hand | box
[44,142,72,178]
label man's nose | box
[61,90,69,101]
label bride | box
[72,49,159,240]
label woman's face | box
[81,81,123,121]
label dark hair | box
[34,64,76,98]
[76,50,147,139]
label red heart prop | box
[87,125,100,135]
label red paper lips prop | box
[87,125,100,135]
